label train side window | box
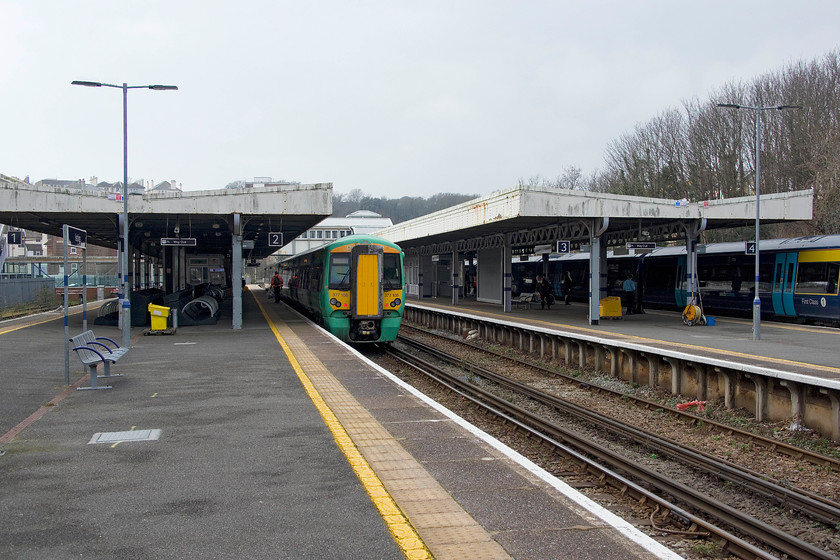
[795,261,839,294]
[827,263,839,295]
[645,265,673,290]
[774,263,783,292]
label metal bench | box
[70,330,128,379]
[511,293,538,310]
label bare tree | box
[597,50,840,235]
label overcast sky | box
[2,1,838,199]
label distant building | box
[34,178,91,191]
[148,180,181,193]
[2,229,46,258]
[244,177,301,189]
[31,177,179,196]
[279,210,393,256]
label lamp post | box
[717,102,800,341]
[71,80,178,347]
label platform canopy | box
[0,178,332,261]
[376,185,814,253]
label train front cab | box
[325,242,404,342]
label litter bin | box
[148,303,170,331]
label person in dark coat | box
[562,271,573,305]
[536,274,554,310]
[271,272,283,303]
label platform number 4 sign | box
[556,240,571,254]
[269,232,284,247]
[745,241,756,255]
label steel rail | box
[386,343,837,560]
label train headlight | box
[390,298,401,308]
[330,298,341,307]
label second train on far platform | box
[278,234,405,343]
[511,235,840,326]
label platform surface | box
[0,291,680,559]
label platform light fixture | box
[717,102,801,341]
[71,80,178,348]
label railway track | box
[382,332,840,560]
[400,324,840,472]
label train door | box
[771,252,797,316]
[351,244,383,318]
[675,255,688,307]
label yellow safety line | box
[540,319,840,374]
[0,301,108,336]
[0,313,63,335]
[255,296,431,560]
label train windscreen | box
[382,253,402,290]
[329,255,351,289]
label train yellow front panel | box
[356,254,379,316]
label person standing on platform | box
[562,271,573,305]
[289,274,300,299]
[623,273,636,315]
[536,274,554,310]
[271,271,283,303]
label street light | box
[717,102,800,341]
[71,80,178,348]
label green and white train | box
[279,235,405,342]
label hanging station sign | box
[161,238,197,246]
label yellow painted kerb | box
[257,299,432,560]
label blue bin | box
[706,316,715,326]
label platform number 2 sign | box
[269,232,284,247]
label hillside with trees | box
[331,189,478,224]
[522,50,840,241]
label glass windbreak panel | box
[329,255,351,289]
[382,253,402,290]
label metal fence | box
[0,277,56,309]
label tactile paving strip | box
[273,320,511,560]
